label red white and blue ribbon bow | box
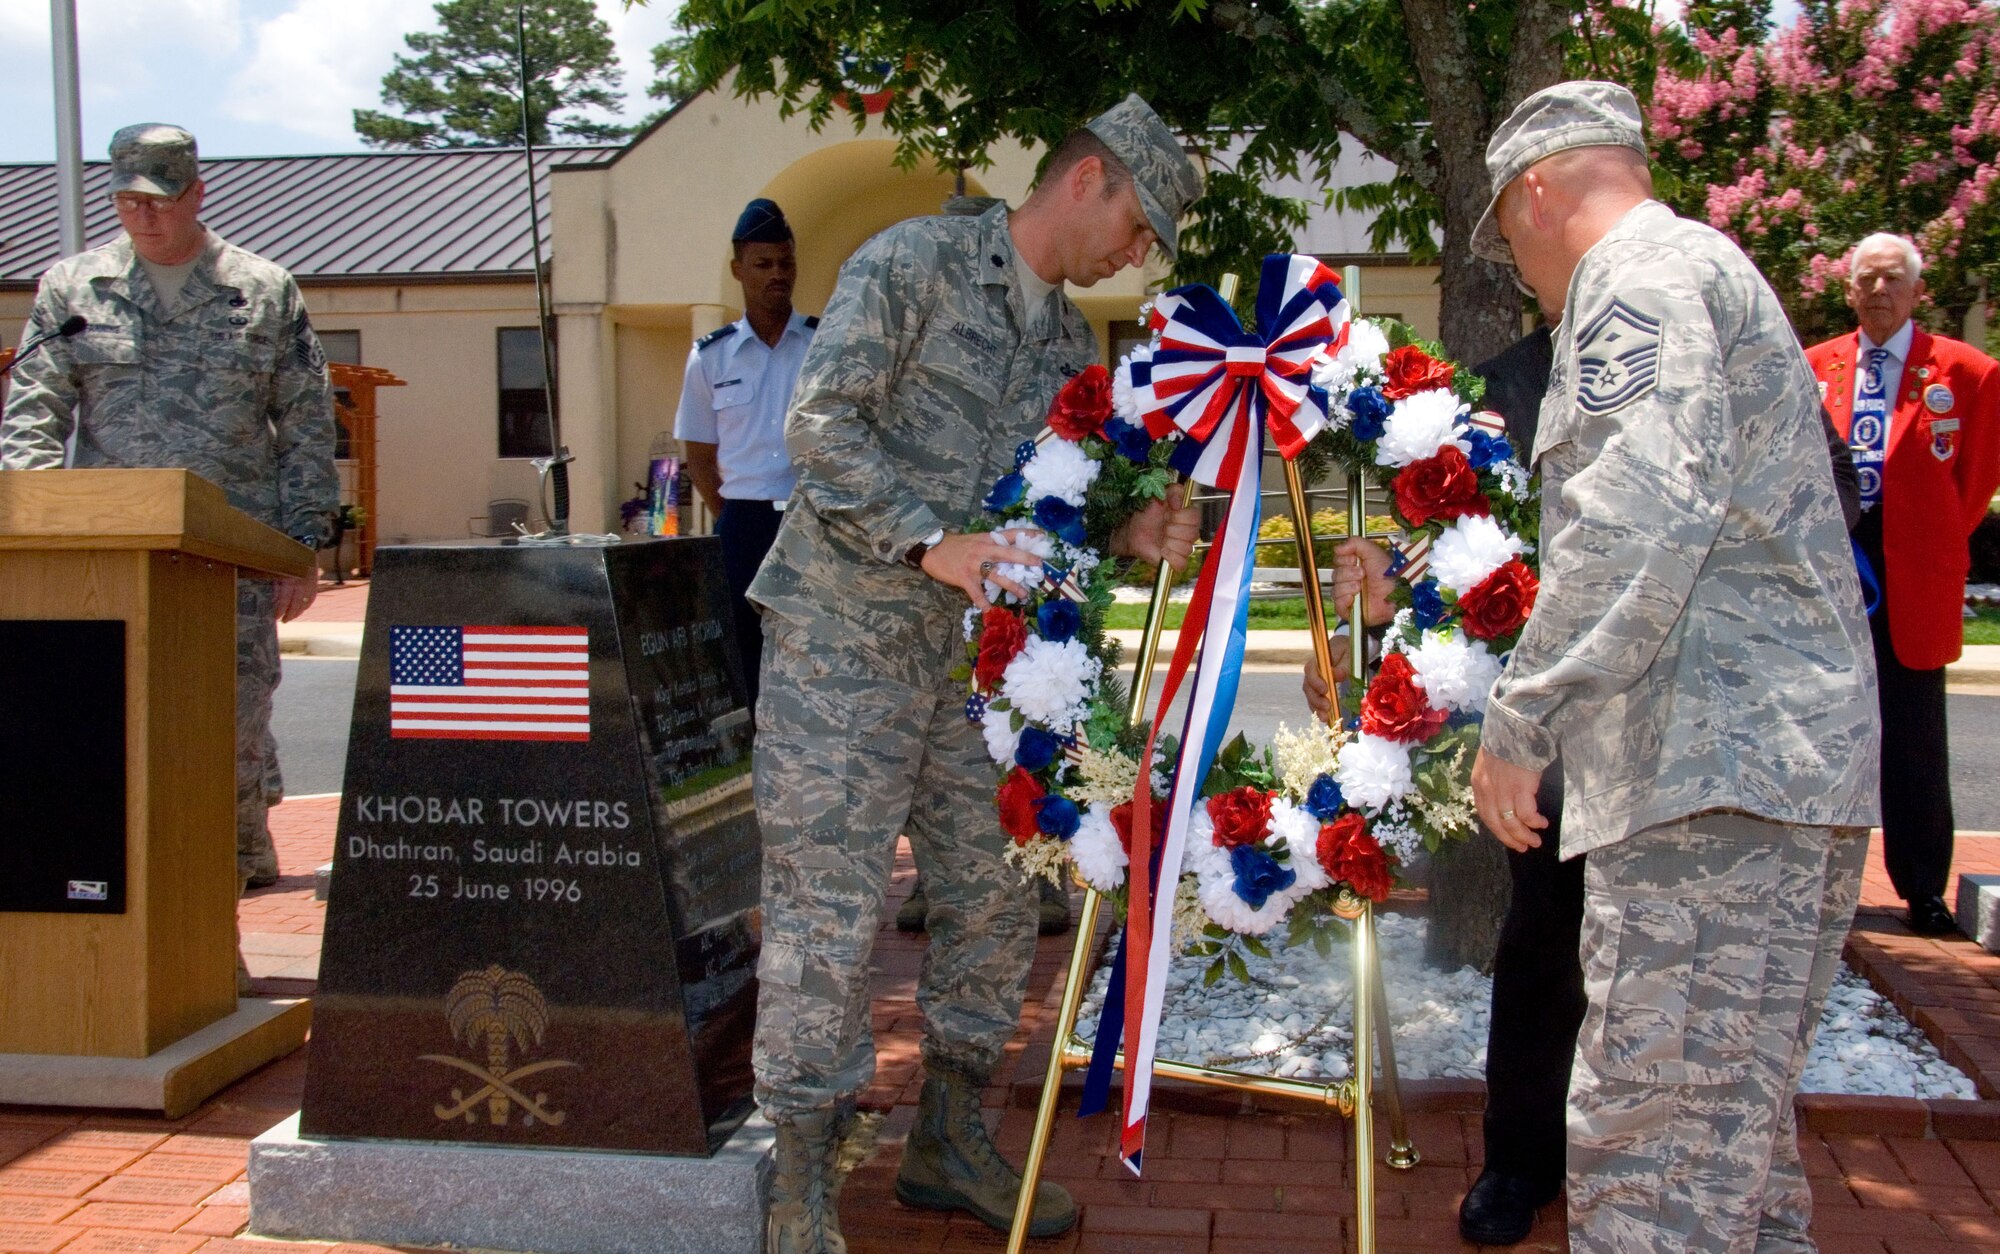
[1091,254,1349,1174]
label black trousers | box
[717,499,784,713]
[1481,768,1586,1188]
[1855,509,1955,903]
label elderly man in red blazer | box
[1807,233,2000,935]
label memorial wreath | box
[961,254,1540,983]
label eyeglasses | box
[110,190,187,216]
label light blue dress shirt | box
[672,310,816,501]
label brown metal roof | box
[0,145,620,290]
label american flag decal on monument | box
[389,626,591,742]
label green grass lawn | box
[1103,597,1324,631]
[1967,605,2000,645]
[1099,599,2000,642]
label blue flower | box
[964,693,988,724]
[1104,417,1154,464]
[1016,726,1061,773]
[1037,599,1082,643]
[1035,794,1081,840]
[1305,774,1345,821]
[1464,429,1515,471]
[984,473,1026,513]
[1347,386,1391,441]
[1229,845,1296,909]
[1033,496,1086,546]
[1410,578,1447,630]
[1014,440,1038,469]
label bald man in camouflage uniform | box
[2,125,337,922]
[747,96,1200,1254]
[1465,84,1880,1250]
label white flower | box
[1374,388,1470,468]
[981,715,1021,766]
[1113,344,1153,424]
[1430,515,1523,596]
[1000,637,1101,727]
[1498,461,1533,501]
[1195,855,1312,935]
[1270,798,1329,891]
[1335,733,1415,812]
[962,607,979,641]
[1372,818,1425,864]
[1070,805,1129,893]
[1406,631,1505,714]
[1020,436,1101,507]
[1183,803,1224,876]
[1344,319,1391,370]
[984,527,1056,605]
[1271,720,1347,800]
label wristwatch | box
[900,528,946,570]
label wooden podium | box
[0,469,316,1115]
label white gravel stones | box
[1072,913,1976,1100]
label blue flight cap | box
[732,198,793,245]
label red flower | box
[973,608,1028,691]
[1316,814,1394,902]
[1456,559,1539,642]
[1047,364,1114,441]
[1110,799,1166,859]
[1379,345,1456,400]
[1391,446,1492,528]
[1206,786,1274,848]
[997,768,1046,845]
[1360,652,1451,744]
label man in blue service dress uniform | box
[674,198,816,710]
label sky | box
[0,0,684,163]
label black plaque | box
[0,620,127,914]
[300,539,760,1155]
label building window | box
[498,327,553,459]
[318,330,362,460]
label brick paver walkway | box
[3,796,1998,1253]
[9,573,2000,1251]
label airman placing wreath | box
[963,251,1539,1170]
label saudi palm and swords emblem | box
[419,965,578,1127]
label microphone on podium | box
[2,316,88,378]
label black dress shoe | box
[1906,894,1959,937]
[1459,1169,1559,1246]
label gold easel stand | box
[1006,279,1417,1254]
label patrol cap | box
[108,124,199,199]
[1084,94,1202,260]
[732,198,793,245]
[1471,81,1648,267]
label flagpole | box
[50,0,85,258]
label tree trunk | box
[1423,826,1512,973]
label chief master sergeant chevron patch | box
[1575,296,1662,414]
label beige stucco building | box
[0,91,1441,543]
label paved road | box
[272,658,358,796]
[272,659,2000,830]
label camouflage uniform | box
[1472,84,1881,1251]
[2,230,338,883]
[746,200,1098,1117]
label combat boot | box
[895,876,929,933]
[1037,877,1071,936]
[895,1074,1076,1236]
[767,1108,847,1254]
